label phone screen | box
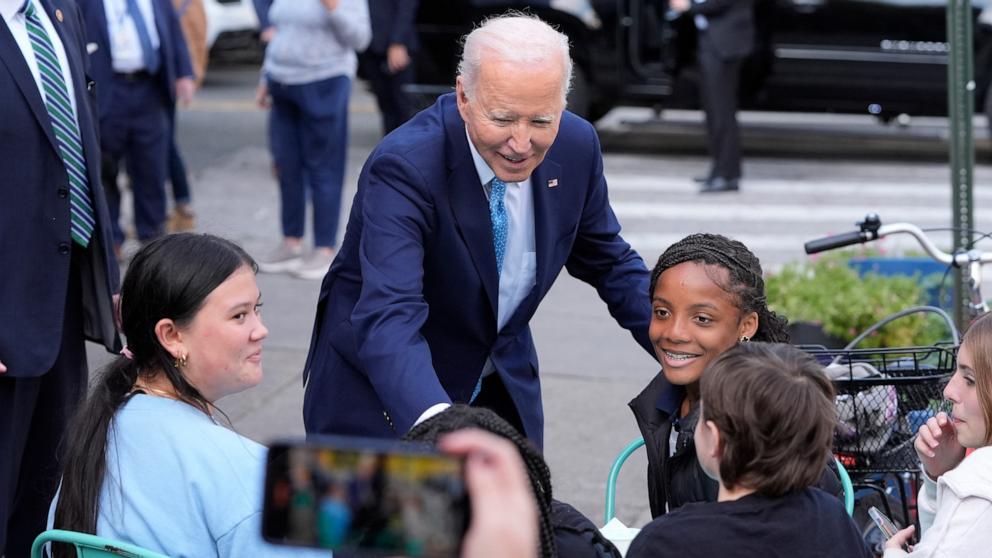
[263,436,470,557]
[868,506,900,539]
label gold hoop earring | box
[175,353,188,369]
[739,335,750,344]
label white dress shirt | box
[1,0,78,117]
[101,0,160,72]
[413,128,539,427]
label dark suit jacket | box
[690,0,755,60]
[365,0,418,54]
[78,0,193,120]
[303,93,652,448]
[0,0,120,377]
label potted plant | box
[765,253,951,349]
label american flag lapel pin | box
[547,178,558,188]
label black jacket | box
[690,0,756,60]
[629,372,715,518]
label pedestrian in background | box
[255,0,371,280]
[669,0,754,193]
[0,0,121,553]
[358,0,418,136]
[80,0,196,254]
[165,0,208,233]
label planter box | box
[848,257,949,310]
[789,321,847,349]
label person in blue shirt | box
[48,233,327,557]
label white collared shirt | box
[101,0,160,73]
[465,127,538,333]
[1,0,78,117]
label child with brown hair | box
[627,343,871,557]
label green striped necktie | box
[24,0,96,247]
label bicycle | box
[803,213,992,553]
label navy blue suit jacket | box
[78,0,192,119]
[365,0,418,54]
[0,0,120,377]
[303,94,652,448]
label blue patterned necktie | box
[471,177,510,404]
[125,0,159,73]
[490,177,508,274]
[24,0,96,247]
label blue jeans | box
[268,75,351,248]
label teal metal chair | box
[604,436,855,524]
[31,530,169,558]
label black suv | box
[411,0,992,124]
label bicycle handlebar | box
[805,215,992,267]
[804,231,874,254]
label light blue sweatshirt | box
[263,0,371,85]
[49,395,328,558]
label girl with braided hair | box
[406,405,621,558]
[628,233,843,518]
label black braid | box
[405,405,558,558]
[649,233,790,342]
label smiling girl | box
[629,233,792,517]
[883,312,992,557]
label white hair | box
[457,13,573,103]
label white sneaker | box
[292,249,335,280]
[257,243,303,273]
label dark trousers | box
[268,75,351,248]
[359,51,415,135]
[0,249,87,557]
[471,373,527,440]
[698,34,743,181]
[167,104,191,205]
[100,75,169,244]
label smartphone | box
[868,506,900,539]
[263,436,470,557]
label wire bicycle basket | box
[801,344,957,474]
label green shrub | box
[765,253,950,348]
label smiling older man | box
[302,13,655,449]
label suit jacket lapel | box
[0,10,59,155]
[530,156,563,294]
[445,99,499,316]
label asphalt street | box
[85,61,992,529]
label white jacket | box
[884,446,992,557]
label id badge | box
[111,29,139,60]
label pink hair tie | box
[120,346,134,360]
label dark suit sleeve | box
[253,0,273,29]
[164,0,193,79]
[350,153,452,435]
[564,125,654,357]
[389,0,418,49]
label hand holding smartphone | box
[869,506,910,551]
[263,436,470,557]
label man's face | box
[456,56,566,183]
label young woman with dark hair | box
[627,343,870,557]
[49,233,326,557]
